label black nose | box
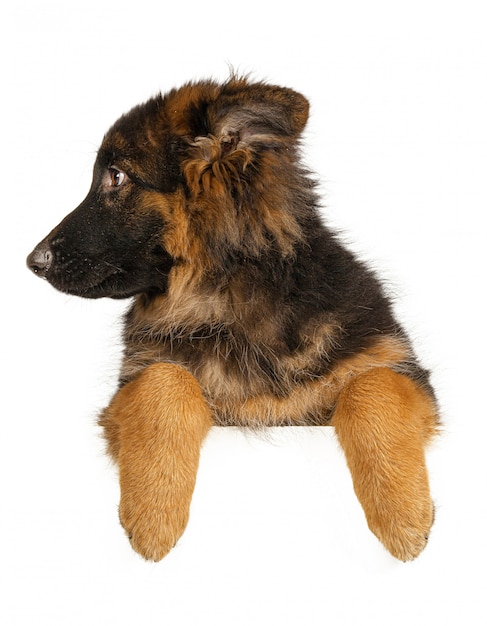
[27,241,52,278]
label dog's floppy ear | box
[209,77,310,144]
[181,77,310,196]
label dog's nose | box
[27,241,52,278]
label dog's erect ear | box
[180,77,310,196]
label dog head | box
[27,76,310,299]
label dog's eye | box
[105,167,128,189]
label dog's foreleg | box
[100,363,213,561]
[332,367,438,561]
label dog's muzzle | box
[27,240,52,278]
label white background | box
[3,1,486,624]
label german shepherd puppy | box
[27,76,439,562]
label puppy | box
[27,76,440,561]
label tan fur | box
[99,363,213,561]
[332,367,438,561]
[101,336,438,561]
[182,146,304,260]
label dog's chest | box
[121,325,277,400]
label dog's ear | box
[209,77,310,145]
[181,77,310,196]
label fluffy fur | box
[27,75,440,561]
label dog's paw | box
[118,491,190,562]
[368,497,435,562]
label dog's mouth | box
[34,260,127,299]
[64,265,128,299]
[27,241,172,300]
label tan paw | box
[368,498,435,561]
[119,492,190,562]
